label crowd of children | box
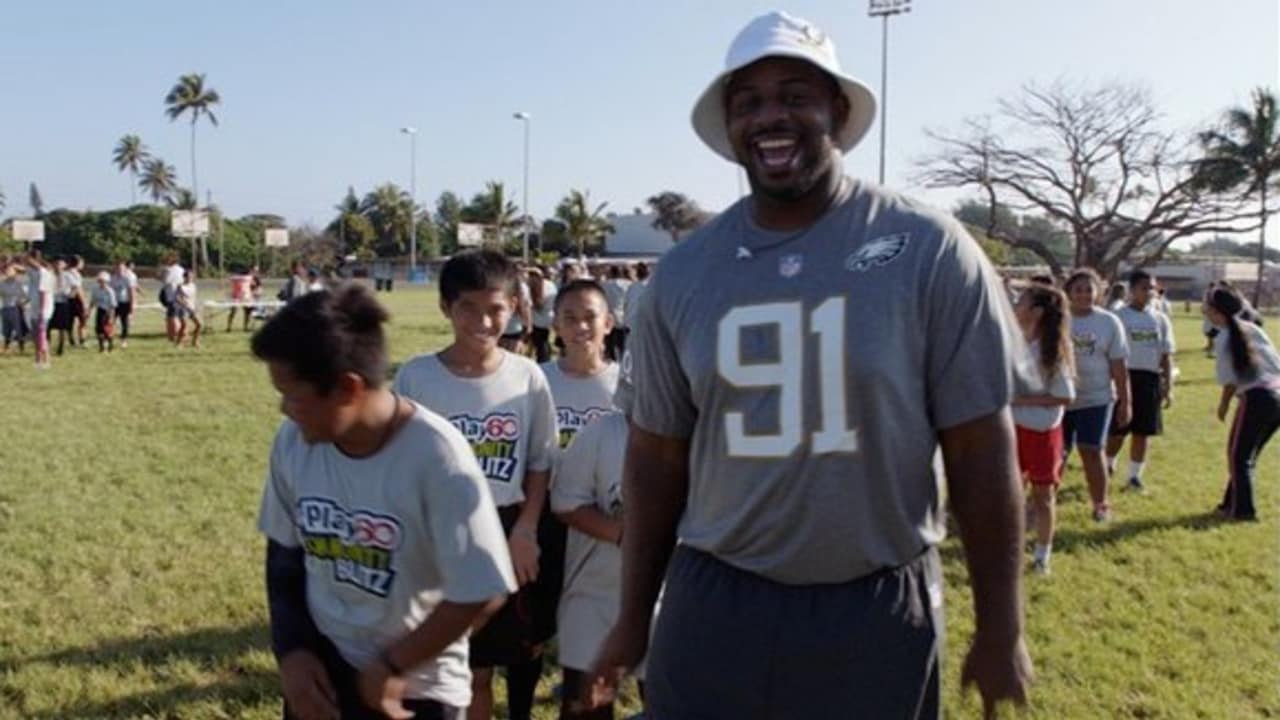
[1010,270,1277,575]
[0,250,141,367]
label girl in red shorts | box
[1012,282,1076,574]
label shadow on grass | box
[4,623,280,719]
[1051,511,1227,553]
[940,511,1227,565]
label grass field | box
[0,283,1276,719]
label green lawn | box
[0,285,1275,719]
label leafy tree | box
[555,189,614,257]
[164,72,221,266]
[112,135,150,205]
[539,218,571,256]
[327,188,378,260]
[918,80,1256,278]
[647,191,705,242]
[1194,87,1280,306]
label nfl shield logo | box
[779,254,803,278]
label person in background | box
[25,251,56,369]
[111,259,138,348]
[621,263,650,350]
[307,267,326,293]
[1013,284,1076,575]
[50,256,75,356]
[1062,268,1131,522]
[67,255,89,347]
[1207,287,1280,522]
[227,265,255,332]
[90,271,118,353]
[528,267,557,364]
[1105,282,1127,312]
[1,258,29,354]
[602,266,631,361]
[1105,270,1175,493]
[161,252,186,343]
[500,270,534,355]
[176,269,203,348]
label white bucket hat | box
[691,11,878,163]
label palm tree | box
[1197,87,1280,306]
[164,72,221,265]
[360,183,415,257]
[112,135,150,205]
[167,188,198,210]
[555,189,615,257]
[138,158,178,204]
[464,181,521,246]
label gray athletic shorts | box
[646,545,943,720]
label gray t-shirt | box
[541,360,620,450]
[627,178,1031,584]
[1069,308,1129,408]
[257,407,516,708]
[0,276,26,309]
[392,351,556,508]
[1115,305,1174,374]
[550,411,627,671]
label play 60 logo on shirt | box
[296,497,402,597]
[449,412,520,484]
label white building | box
[604,212,674,257]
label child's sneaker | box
[1031,557,1050,576]
[1092,504,1111,523]
[1125,477,1145,493]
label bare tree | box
[917,81,1257,279]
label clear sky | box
[3,0,1277,245]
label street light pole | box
[400,126,418,274]
[868,0,912,186]
[513,112,531,263]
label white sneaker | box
[1032,558,1050,576]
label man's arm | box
[940,408,1032,716]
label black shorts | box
[1110,369,1163,437]
[647,546,941,719]
[68,295,87,321]
[469,504,558,667]
[50,302,73,331]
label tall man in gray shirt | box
[587,11,1033,719]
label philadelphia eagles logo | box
[845,233,909,272]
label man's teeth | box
[756,139,795,149]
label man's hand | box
[961,632,1034,720]
[582,617,649,710]
[279,650,339,720]
[509,528,540,586]
[1114,399,1133,428]
[357,656,413,720]
[1162,382,1174,409]
[1217,398,1232,423]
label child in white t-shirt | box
[254,283,516,718]
[1011,282,1076,574]
[175,270,202,347]
[392,250,557,720]
[89,271,118,353]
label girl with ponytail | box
[1206,287,1280,521]
[1012,283,1077,573]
